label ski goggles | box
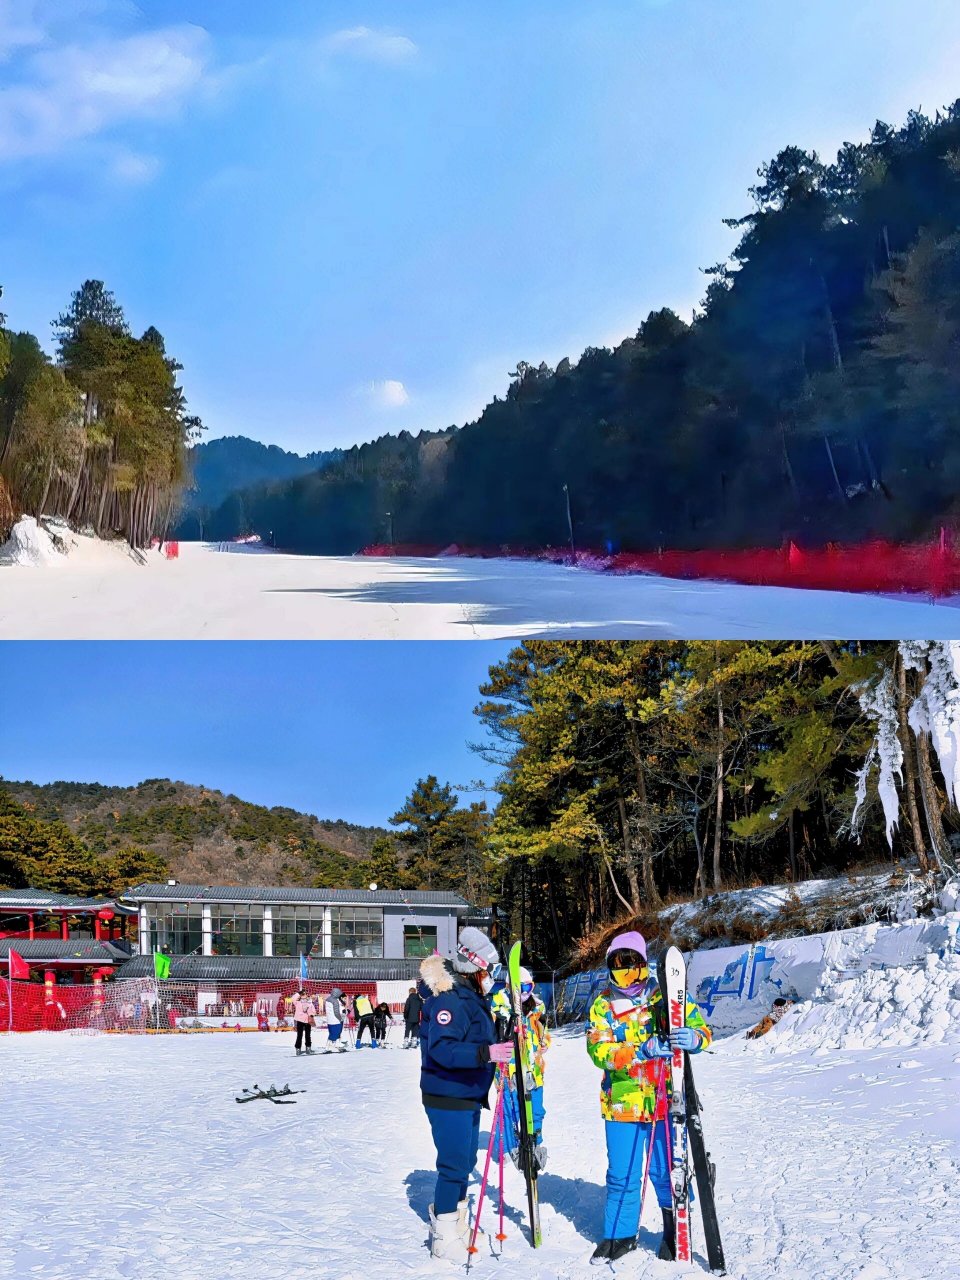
[520,982,534,996]
[609,965,648,988]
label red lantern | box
[97,908,115,922]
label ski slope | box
[1,1018,957,1279]
[2,536,960,639]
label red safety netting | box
[358,533,960,597]
[0,978,381,1034]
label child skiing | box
[491,965,550,1170]
[354,992,378,1046]
[291,989,316,1056]
[419,926,514,1262]
[373,1000,393,1044]
[586,931,712,1264]
[324,987,348,1052]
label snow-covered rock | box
[0,516,64,567]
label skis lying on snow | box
[507,940,542,1248]
[684,1054,726,1275]
[658,945,693,1266]
[235,1084,305,1104]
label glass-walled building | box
[126,884,468,961]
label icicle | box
[853,669,903,846]
[902,640,960,809]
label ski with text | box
[507,940,542,1248]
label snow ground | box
[2,538,960,639]
[1,1026,957,1280]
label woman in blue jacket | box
[419,927,513,1261]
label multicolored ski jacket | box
[586,984,711,1123]
[490,989,551,1087]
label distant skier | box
[490,965,550,1170]
[746,996,794,1039]
[324,987,348,1052]
[292,988,316,1056]
[403,985,423,1047]
[586,931,712,1264]
[419,926,513,1261]
[373,1000,393,1043]
[354,992,378,1046]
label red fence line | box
[358,534,960,598]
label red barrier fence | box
[359,533,960,598]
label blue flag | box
[300,953,308,982]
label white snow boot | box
[428,1203,470,1262]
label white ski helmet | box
[519,966,533,985]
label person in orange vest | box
[354,992,378,1047]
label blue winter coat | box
[419,953,496,1103]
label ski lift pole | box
[467,1072,507,1264]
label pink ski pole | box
[467,1075,506,1261]
[496,1093,508,1245]
[638,1060,667,1228]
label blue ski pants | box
[496,1082,545,1157]
[604,1120,672,1239]
[327,1023,343,1043]
[425,1106,482,1215]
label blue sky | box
[1,0,959,452]
[0,641,507,825]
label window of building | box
[330,906,383,958]
[148,903,203,955]
[272,906,326,957]
[403,925,438,958]
[210,904,263,956]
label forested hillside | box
[173,436,342,538]
[0,281,200,548]
[205,104,960,555]
[0,778,389,891]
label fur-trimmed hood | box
[419,952,456,996]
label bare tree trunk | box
[616,794,642,910]
[780,423,800,501]
[788,809,797,881]
[916,731,951,867]
[823,434,847,502]
[713,690,724,891]
[895,653,930,871]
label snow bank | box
[0,516,63,567]
[767,948,960,1052]
[688,914,960,1034]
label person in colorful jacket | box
[490,966,551,1170]
[586,931,712,1265]
[419,927,514,1262]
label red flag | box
[8,949,30,980]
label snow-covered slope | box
[3,543,960,639]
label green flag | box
[154,953,171,981]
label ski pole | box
[638,1060,667,1229]
[496,1095,507,1246]
[467,1075,506,1263]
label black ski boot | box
[658,1208,676,1261]
[590,1239,613,1264]
[609,1237,638,1262]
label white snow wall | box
[558,915,960,1034]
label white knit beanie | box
[453,926,499,974]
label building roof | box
[124,883,470,909]
[116,955,423,982]
[0,939,133,964]
[0,888,135,913]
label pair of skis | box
[235,1083,304,1104]
[658,945,725,1276]
[506,940,543,1249]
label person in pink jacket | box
[292,989,316,1056]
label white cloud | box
[363,379,410,409]
[109,147,160,184]
[0,1,45,62]
[322,26,418,66]
[0,23,210,162]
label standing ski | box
[507,940,542,1248]
[684,1054,726,1275]
[657,945,692,1265]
